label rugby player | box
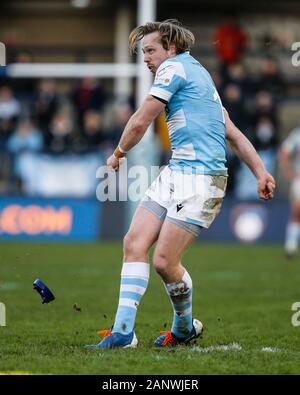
[88,19,275,349]
[280,126,300,258]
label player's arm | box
[107,95,165,171]
[224,108,276,200]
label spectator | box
[11,51,36,105]
[221,83,248,129]
[72,77,107,129]
[0,86,21,149]
[254,57,286,101]
[250,92,279,177]
[251,115,278,153]
[6,118,43,191]
[213,18,248,75]
[221,62,251,99]
[106,101,133,146]
[221,84,248,195]
[234,91,279,200]
[48,112,74,154]
[79,110,110,152]
[250,91,279,136]
[7,118,43,154]
[32,79,60,138]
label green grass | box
[0,242,300,374]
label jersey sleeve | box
[149,61,187,103]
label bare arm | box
[107,95,165,170]
[224,109,276,200]
[118,95,165,152]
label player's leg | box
[150,172,226,346]
[112,205,165,335]
[94,167,171,348]
[89,203,166,349]
[153,218,198,283]
[112,165,172,337]
[285,179,300,258]
[285,202,300,258]
[152,218,203,345]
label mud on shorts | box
[139,166,227,237]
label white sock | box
[285,223,300,254]
[113,262,150,334]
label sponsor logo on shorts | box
[176,203,184,212]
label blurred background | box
[0,0,299,244]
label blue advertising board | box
[0,197,101,242]
[0,197,291,243]
[201,199,290,243]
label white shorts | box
[290,177,300,202]
[143,166,227,229]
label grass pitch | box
[0,242,299,375]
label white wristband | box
[118,145,128,154]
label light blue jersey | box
[149,52,227,175]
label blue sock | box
[164,270,193,339]
[113,262,150,335]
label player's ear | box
[168,44,176,56]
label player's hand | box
[257,172,276,200]
[106,154,121,171]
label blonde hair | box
[129,19,195,55]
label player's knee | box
[123,231,147,260]
[123,232,136,256]
[153,251,170,277]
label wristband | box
[113,145,127,159]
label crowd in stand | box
[0,21,288,196]
[0,76,131,156]
[0,70,135,192]
[212,19,286,197]
[212,57,286,197]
